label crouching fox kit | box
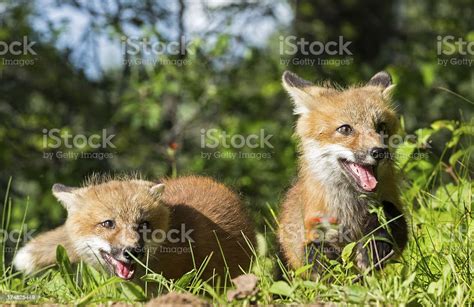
[278,71,408,276]
[14,176,255,281]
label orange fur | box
[14,176,255,281]
[278,71,407,273]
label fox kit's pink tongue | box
[115,261,134,280]
[349,163,377,191]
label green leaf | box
[449,147,472,166]
[301,280,319,289]
[344,285,368,303]
[431,120,456,132]
[294,264,313,276]
[415,128,434,144]
[175,270,196,289]
[120,281,146,301]
[416,160,434,171]
[341,242,356,264]
[420,63,436,87]
[395,143,416,168]
[56,245,79,296]
[402,273,416,288]
[269,281,293,297]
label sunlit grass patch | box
[0,120,472,305]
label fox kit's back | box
[153,176,255,279]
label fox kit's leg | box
[303,216,342,275]
[278,199,306,270]
[356,201,408,270]
[279,184,343,276]
[13,225,77,274]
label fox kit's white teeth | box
[115,260,135,280]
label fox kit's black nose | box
[123,246,144,260]
[370,147,389,161]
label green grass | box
[0,120,472,305]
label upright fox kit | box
[14,176,255,280]
[278,71,408,275]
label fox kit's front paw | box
[355,240,394,271]
[305,241,340,275]
[13,246,36,274]
[369,239,394,264]
[355,243,370,271]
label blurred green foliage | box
[0,0,472,242]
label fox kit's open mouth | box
[339,159,378,192]
[100,250,135,280]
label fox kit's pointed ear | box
[149,183,165,198]
[282,71,314,115]
[367,71,392,88]
[367,71,396,99]
[52,183,78,211]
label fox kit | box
[13,176,255,281]
[278,71,408,275]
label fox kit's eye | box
[376,122,387,134]
[336,124,353,135]
[100,220,115,229]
